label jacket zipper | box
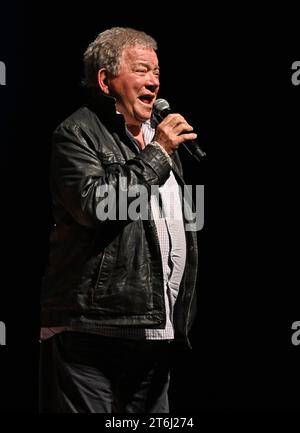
[92,250,106,304]
[146,219,166,322]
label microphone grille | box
[153,98,170,114]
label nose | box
[146,71,160,92]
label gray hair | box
[82,27,158,89]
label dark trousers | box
[39,331,171,413]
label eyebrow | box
[134,61,160,70]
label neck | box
[126,123,145,150]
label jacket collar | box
[86,91,139,154]
[87,91,119,119]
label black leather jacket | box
[41,93,198,347]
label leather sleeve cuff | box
[136,142,172,185]
[149,141,171,160]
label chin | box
[140,110,152,121]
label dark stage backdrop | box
[0,2,299,415]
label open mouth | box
[138,95,154,105]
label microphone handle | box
[182,141,206,162]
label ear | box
[97,68,110,95]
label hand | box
[153,113,197,155]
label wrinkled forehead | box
[121,45,159,66]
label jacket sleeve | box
[50,121,171,228]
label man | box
[39,27,199,413]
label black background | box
[0,2,299,414]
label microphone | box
[152,98,206,162]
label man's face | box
[107,46,160,126]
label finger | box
[176,132,198,144]
[173,122,194,135]
[162,113,185,128]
